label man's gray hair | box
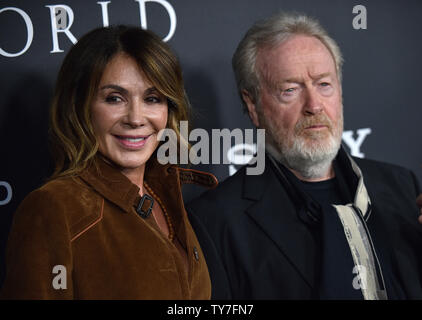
[232,12,344,111]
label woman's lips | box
[114,135,151,149]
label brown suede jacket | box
[0,156,217,299]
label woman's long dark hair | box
[49,25,191,179]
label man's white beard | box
[264,111,343,180]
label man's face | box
[245,35,343,177]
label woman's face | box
[91,53,168,175]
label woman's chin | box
[101,154,149,171]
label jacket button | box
[193,247,199,261]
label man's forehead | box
[257,35,337,83]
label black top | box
[300,178,344,207]
[299,177,364,299]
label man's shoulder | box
[188,165,248,211]
[354,157,420,196]
[354,157,417,183]
[354,157,410,173]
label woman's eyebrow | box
[100,85,160,96]
[145,87,159,95]
[99,84,129,95]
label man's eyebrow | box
[282,72,333,83]
[312,72,333,80]
[283,77,303,84]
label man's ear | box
[242,90,260,127]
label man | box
[187,13,422,299]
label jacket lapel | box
[360,168,422,298]
[243,156,317,289]
[79,156,140,213]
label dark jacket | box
[187,155,422,299]
[1,156,217,299]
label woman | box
[0,26,217,299]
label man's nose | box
[125,98,146,127]
[303,88,323,115]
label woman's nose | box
[125,99,146,127]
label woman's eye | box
[145,96,161,103]
[105,95,123,103]
[320,82,331,87]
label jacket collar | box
[242,154,318,289]
[79,156,141,214]
[79,155,218,216]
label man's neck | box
[266,143,336,182]
[289,165,335,182]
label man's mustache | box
[295,114,333,134]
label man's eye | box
[320,82,330,87]
[105,95,123,103]
[282,87,297,95]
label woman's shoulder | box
[25,176,90,204]
[15,175,103,228]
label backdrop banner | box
[1,0,421,287]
